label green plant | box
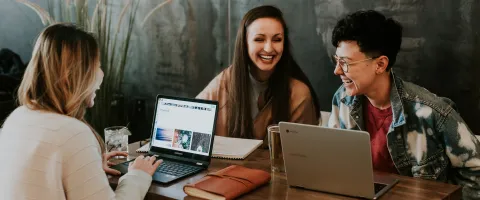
[17,0,171,132]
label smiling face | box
[334,41,379,96]
[246,17,284,81]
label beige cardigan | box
[197,66,318,144]
[0,106,151,200]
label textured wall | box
[123,0,228,99]
[1,0,480,139]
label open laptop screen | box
[149,95,218,162]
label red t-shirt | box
[364,100,398,174]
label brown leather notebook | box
[183,165,271,200]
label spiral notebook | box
[136,136,263,160]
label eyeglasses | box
[333,55,378,73]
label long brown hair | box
[228,5,320,138]
[18,23,105,154]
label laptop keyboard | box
[156,160,202,177]
[374,183,387,194]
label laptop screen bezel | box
[147,94,218,165]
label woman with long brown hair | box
[0,23,161,200]
[197,5,320,141]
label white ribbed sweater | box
[0,106,151,200]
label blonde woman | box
[0,23,161,200]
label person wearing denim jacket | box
[327,10,480,199]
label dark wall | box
[2,0,479,139]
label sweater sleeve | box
[61,127,152,200]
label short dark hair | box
[332,10,403,70]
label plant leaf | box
[115,0,131,34]
[16,0,55,26]
[90,0,101,32]
[75,0,87,28]
[117,0,139,89]
[140,0,172,28]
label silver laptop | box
[279,122,399,199]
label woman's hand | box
[103,151,128,175]
[129,155,163,176]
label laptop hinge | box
[149,152,209,167]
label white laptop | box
[279,122,399,199]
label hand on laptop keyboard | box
[155,160,202,177]
[129,155,163,176]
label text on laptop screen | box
[151,98,217,156]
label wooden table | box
[108,142,462,200]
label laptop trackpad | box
[153,172,177,183]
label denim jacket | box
[327,71,480,199]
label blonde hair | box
[18,23,105,154]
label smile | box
[260,55,274,61]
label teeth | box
[260,55,273,60]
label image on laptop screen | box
[151,97,217,156]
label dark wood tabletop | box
[108,142,462,200]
